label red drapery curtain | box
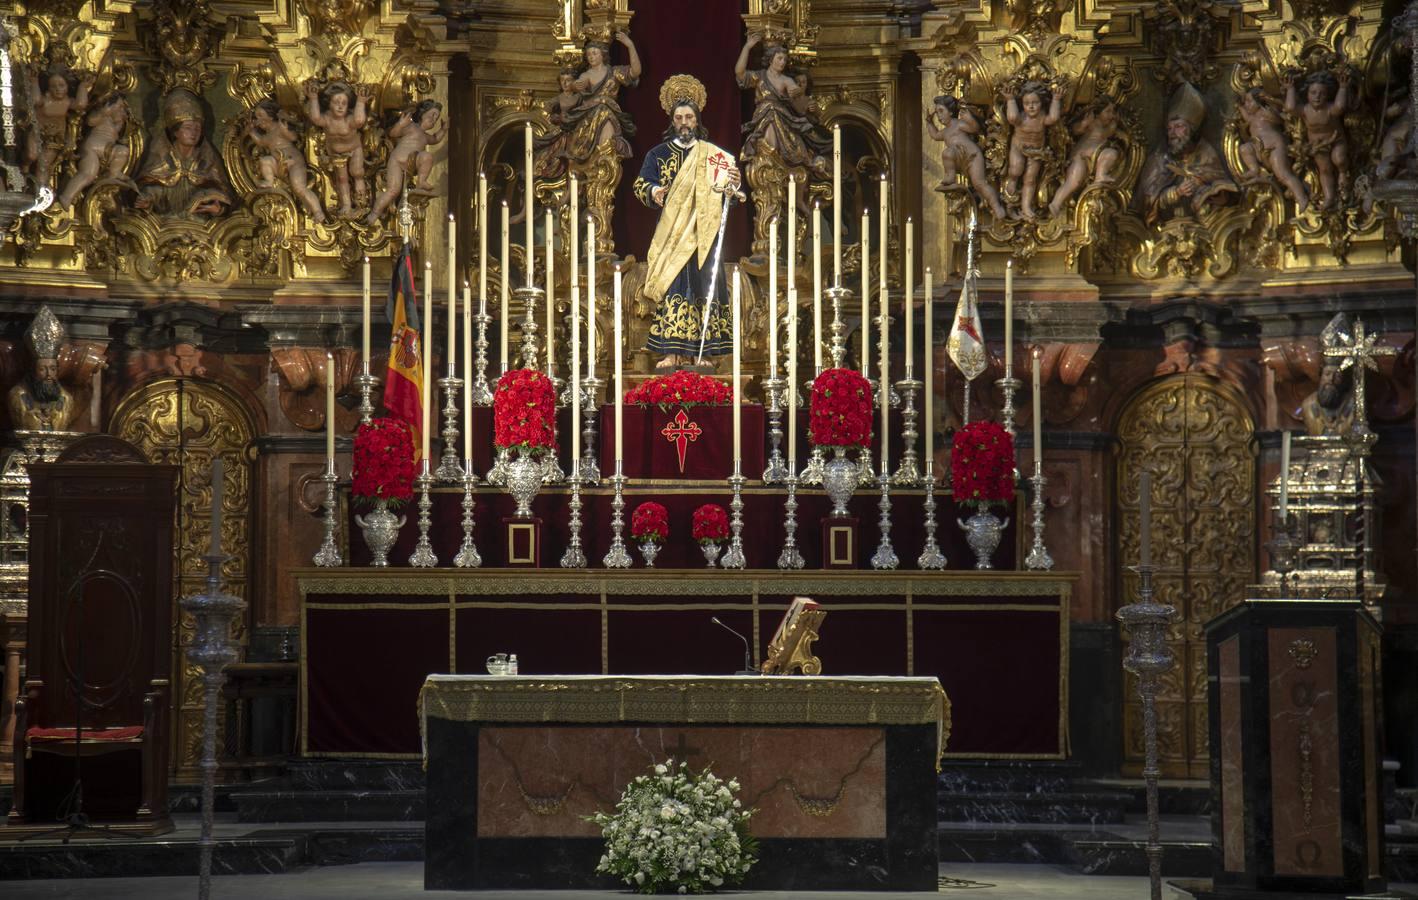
[613,0,749,265]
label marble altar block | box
[420,674,948,891]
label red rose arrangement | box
[950,420,1017,508]
[351,417,416,505]
[808,368,873,447]
[631,501,670,544]
[493,368,558,456]
[691,503,730,545]
[624,370,731,410]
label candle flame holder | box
[471,310,495,405]
[1025,467,1054,571]
[722,469,747,569]
[408,465,438,567]
[435,374,465,483]
[354,363,380,425]
[762,377,789,484]
[560,460,588,568]
[892,377,923,487]
[602,463,632,568]
[870,468,899,569]
[312,463,343,567]
[778,471,805,569]
[917,460,946,569]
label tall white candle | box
[570,174,579,307]
[925,267,933,469]
[1280,429,1291,518]
[572,276,581,466]
[587,216,596,380]
[209,456,224,556]
[361,256,371,363]
[447,214,456,375]
[769,217,778,379]
[478,173,488,316]
[787,175,797,309]
[500,200,510,373]
[1032,347,1042,474]
[833,124,842,286]
[1005,259,1014,375]
[325,351,335,462]
[613,265,623,462]
[545,207,555,378]
[423,261,433,461]
[524,122,534,288]
[861,211,870,379]
[812,202,822,372]
[878,174,887,383]
[464,282,472,461]
[732,266,742,464]
[905,217,914,378]
[1139,470,1151,567]
[880,270,889,472]
[788,282,797,468]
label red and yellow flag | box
[383,242,424,458]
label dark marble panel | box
[0,836,304,880]
[232,789,424,823]
[284,759,425,792]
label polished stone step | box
[283,760,424,792]
[937,789,1133,825]
[231,789,424,823]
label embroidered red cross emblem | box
[660,408,702,473]
[956,315,981,342]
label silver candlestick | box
[542,378,566,486]
[778,471,805,569]
[762,376,789,483]
[452,459,481,568]
[471,310,494,405]
[801,376,825,484]
[996,375,1021,436]
[825,284,853,368]
[722,467,747,569]
[485,446,509,486]
[1117,562,1177,900]
[892,376,923,486]
[918,460,946,569]
[870,468,898,569]
[354,363,380,424]
[436,374,464,482]
[513,286,545,371]
[560,460,587,568]
[1024,466,1054,570]
[180,550,245,900]
[578,375,603,484]
[313,463,343,567]
[408,464,437,567]
[603,462,632,568]
[1266,513,1299,597]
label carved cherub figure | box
[1285,69,1351,210]
[365,99,446,225]
[534,69,583,180]
[925,95,1007,219]
[1376,93,1413,181]
[26,66,94,189]
[57,90,132,209]
[304,80,370,217]
[1235,87,1309,213]
[1047,98,1122,218]
[1002,79,1063,219]
[247,99,325,224]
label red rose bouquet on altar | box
[624,370,732,410]
[631,501,670,544]
[808,368,873,447]
[950,420,1017,508]
[493,368,558,456]
[691,503,730,545]
[351,417,416,505]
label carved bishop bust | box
[7,305,77,432]
[1300,313,1357,437]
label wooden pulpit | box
[5,435,178,836]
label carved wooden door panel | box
[1117,375,1255,779]
[112,378,254,780]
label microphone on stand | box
[711,616,758,676]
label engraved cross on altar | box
[661,409,702,473]
[1324,317,1396,444]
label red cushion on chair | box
[26,726,145,742]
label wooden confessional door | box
[1116,375,1256,779]
[111,378,254,780]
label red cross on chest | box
[660,408,702,473]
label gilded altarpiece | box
[112,379,254,780]
[1117,376,1255,778]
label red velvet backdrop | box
[614,0,749,263]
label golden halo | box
[659,74,708,116]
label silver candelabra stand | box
[513,286,544,371]
[578,375,603,484]
[354,362,380,424]
[825,284,853,368]
[313,462,342,567]
[452,459,481,568]
[436,373,464,483]
[801,376,825,484]
[1266,513,1299,597]
[180,550,246,900]
[892,376,923,486]
[1117,563,1177,900]
[918,460,946,569]
[761,376,789,483]
[722,467,747,569]
[408,464,437,567]
[603,462,632,567]
[560,460,587,568]
[470,310,494,405]
[996,375,1021,436]
[1024,466,1054,570]
[778,471,805,569]
[870,468,898,569]
[485,447,509,486]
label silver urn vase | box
[700,542,723,567]
[505,448,544,517]
[822,446,858,517]
[355,498,405,567]
[958,509,1009,569]
[638,540,660,568]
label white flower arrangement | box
[590,761,757,894]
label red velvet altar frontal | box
[601,404,764,479]
[297,570,1070,759]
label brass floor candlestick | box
[762,377,789,484]
[409,465,437,567]
[579,376,603,484]
[778,472,805,569]
[825,284,852,368]
[355,364,380,424]
[313,465,342,567]
[918,460,946,569]
[471,310,494,405]
[997,375,1021,436]
[892,377,923,486]
[722,468,747,569]
[1024,468,1054,571]
[436,374,464,483]
[453,460,481,568]
[560,461,587,568]
[1117,563,1177,900]
[603,463,631,568]
[514,286,545,371]
[870,469,898,569]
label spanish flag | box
[383,242,424,458]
